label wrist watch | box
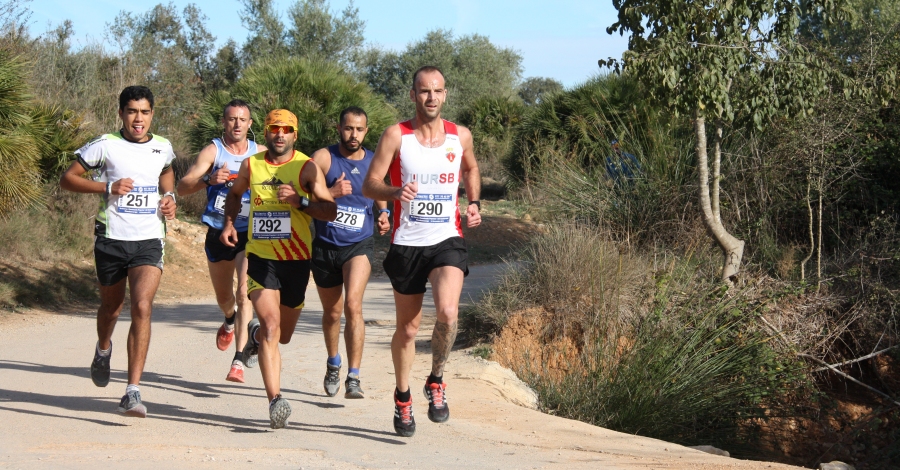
[298,196,310,210]
[201,174,212,186]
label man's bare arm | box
[458,126,482,228]
[176,144,217,196]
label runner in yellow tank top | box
[245,149,314,261]
[221,109,336,429]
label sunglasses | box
[266,125,295,134]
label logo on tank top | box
[351,167,360,175]
[446,148,456,162]
[256,176,284,190]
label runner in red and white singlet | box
[364,65,482,437]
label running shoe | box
[216,323,234,351]
[242,319,259,368]
[423,380,450,423]
[344,375,364,399]
[90,343,111,387]
[393,391,416,437]
[323,363,341,397]
[226,360,245,383]
[117,390,147,418]
[269,394,292,429]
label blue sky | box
[29,0,628,87]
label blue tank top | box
[314,144,376,246]
[201,138,258,231]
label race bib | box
[214,192,250,219]
[252,211,291,239]
[116,186,159,215]
[328,204,366,232]
[409,193,454,223]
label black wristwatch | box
[201,174,212,186]
[298,196,310,211]
[469,200,481,209]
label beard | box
[340,137,361,153]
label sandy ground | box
[0,265,802,469]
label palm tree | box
[0,52,41,216]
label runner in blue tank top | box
[311,107,391,399]
[176,99,266,384]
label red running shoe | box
[216,323,234,351]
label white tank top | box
[388,120,464,247]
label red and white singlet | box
[389,120,465,246]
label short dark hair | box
[339,106,368,126]
[411,65,444,90]
[223,99,252,117]
[119,86,154,111]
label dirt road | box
[0,265,799,469]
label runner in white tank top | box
[363,66,482,437]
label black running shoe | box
[269,394,292,429]
[242,319,259,368]
[117,390,147,418]
[344,375,364,399]
[393,391,415,437]
[90,343,111,387]
[423,381,449,423]
[323,363,341,397]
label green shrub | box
[188,57,397,156]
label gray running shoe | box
[323,363,341,397]
[268,394,291,429]
[242,319,259,368]
[344,375,364,399]
[90,343,111,387]
[117,390,147,418]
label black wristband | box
[469,200,480,209]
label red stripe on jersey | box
[273,243,285,261]
[388,152,403,243]
[290,228,310,259]
[399,120,414,135]
[277,240,294,260]
[455,193,463,237]
[443,120,458,136]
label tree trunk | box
[712,119,723,225]
[695,112,745,282]
[801,174,814,281]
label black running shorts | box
[246,253,311,309]
[204,227,248,263]
[383,236,468,295]
[94,236,164,286]
[311,237,374,289]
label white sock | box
[96,341,111,357]
[126,384,139,394]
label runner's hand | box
[159,195,177,220]
[377,211,391,235]
[330,172,352,198]
[220,225,238,247]
[278,182,301,208]
[211,162,230,185]
[466,202,481,228]
[398,180,417,203]
[111,178,134,195]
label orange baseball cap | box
[264,109,298,131]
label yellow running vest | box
[246,150,314,260]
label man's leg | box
[342,255,371,372]
[233,251,252,353]
[318,284,344,361]
[427,266,464,378]
[392,292,424,394]
[421,265,464,423]
[208,258,238,351]
[97,280,127,351]
[249,288,282,401]
[125,265,162,386]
